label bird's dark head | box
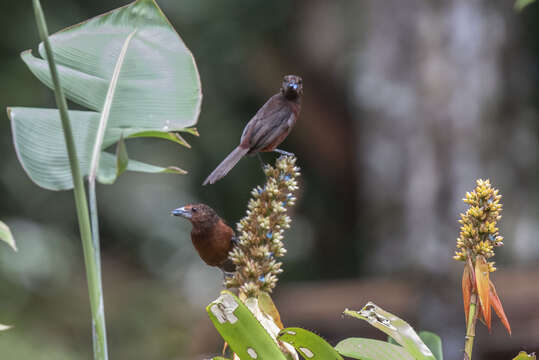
[281,75,303,100]
[171,203,219,226]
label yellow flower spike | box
[454,179,505,268]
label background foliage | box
[1,0,538,359]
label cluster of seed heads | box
[454,179,504,272]
[225,156,300,298]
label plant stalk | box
[88,180,107,359]
[464,293,478,360]
[32,1,108,359]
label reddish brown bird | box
[171,203,236,274]
[203,74,303,185]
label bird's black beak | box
[171,207,191,219]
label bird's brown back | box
[240,93,302,154]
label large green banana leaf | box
[7,0,202,190]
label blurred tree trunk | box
[355,0,537,274]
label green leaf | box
[258,291,284,329]
[0,221,15,329]
[419,331,443,360]
[515,0,536,11]
[0,221,17,252]
[389,332,443,360]
[211,357,230,360]
[206,291,287,360]
[180,127,199,136]
[344,302,435,360]
[513,351,537,360]
[336,338,414,360]
[8,108,187,190]
[115,134,128,177]
[278,327,343,360]
[8,0,201,190]
[126,131,191,148]
[97,152,186,185]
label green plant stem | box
[88,180,107,358]
[464,293,478,360]
[82,20,137,360]
[88,184,103,272]
[32,1,108,359]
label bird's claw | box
[273,149,295,157]
[222,270,235,280]
[257,153,267,169]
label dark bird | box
[171,203,236,274]
[203,74,303,185]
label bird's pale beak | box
[171,207,191,219]
[288,83,298,91]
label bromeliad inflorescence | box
[455,179,510,360]
[225,156,300,298]
[454,179,504,273]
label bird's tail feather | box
[203,146,249,185]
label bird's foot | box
[273,149,295,157]
[257,153,267,170]
[221,270,235,280]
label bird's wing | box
[240,95,285,143]
[241,97,291,152]
[249,113,293,152]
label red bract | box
[462,256,511,335]
[475,256,491,331]
[489,280,511,335]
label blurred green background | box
[1,0,539,359]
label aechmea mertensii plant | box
[206,156,301,360]
[454,179,510,360]
[225,155,299,299]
